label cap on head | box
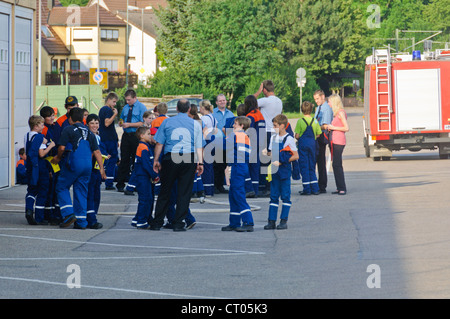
[65,96,78,106]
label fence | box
[45,72,139,91]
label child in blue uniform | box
[222,116,254,232]
[40,106,62,225]
[51,108,106,229]
[294,101,322,195]
[24,115,56,225]
[245,95,266,196]
[132,126,159,229]
[86,114,108,229]
[264,114,299,230]
[16,148,27,185]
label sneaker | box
[186,222,196,230]
[136,223,150,229]
[105,186,116,191]
[59,214,76,228]
[124,190,135,196]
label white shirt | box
[269,133,297,152]
[258,95,283,132]
[24,131,47,152]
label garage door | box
[15,7,33,172]
[0,6,11,188]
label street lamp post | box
[296,68,306,113]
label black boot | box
[276,219,287,230]
[264,220,276,230]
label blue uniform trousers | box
[299,126,319,194]
[45,171,61,222]
[133,175,154,228]
[228,164,253,228]
[201,161,214,196]
[103,140,118,188]
[25,165,50,223]
[56,142,92,228]
[268,174,292,221]
[125,168,137,192]
[87,170,102,226]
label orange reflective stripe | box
[42,126,48,136]
[136,143,149,157]
[235,131,250,146]
[280,145,294,155]
[247,110,265,123]
[151,116,168,129]
[16,159,24,167]
[56,114,67,126]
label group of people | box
[19,81,349,231]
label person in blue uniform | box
[245,95,266,197]
[24,115,56,225]
[132,126,159,229]
[40,106,62,225]
[313,90,333,193]
[116,89,147,192]
[200,100,218,197]
[57,96,79,131]
[86,114,108,229]
[151,99,204,231]
[51,108,106,229]
[98,92,119,191]
[221,116,254,232]
[295,101,322,195]
[16,148,27,185]
[264,114,299,230]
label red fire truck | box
[363,46,450,160]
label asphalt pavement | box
[1,106,450,303]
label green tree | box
[59,0,89,6]
[187,0,280,96]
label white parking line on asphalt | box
[0,275,228,299]
[0,233,266,256]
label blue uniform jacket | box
[134,141,158,179]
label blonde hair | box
[272,114,288,127]
[327,94,344,115]
[156,102,168,114]
[200,100,213,113]
[301,101,314,115]
[234,116,251,130]
[28,115,44,130]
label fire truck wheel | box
[363,137,370,158]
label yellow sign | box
[89,68,108,89]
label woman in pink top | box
[324,94,349,195]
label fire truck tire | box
[363,137,370,158]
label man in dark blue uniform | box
[51,108,106,229]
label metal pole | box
[97,0,100,74]
[125,0,129,88]
[38,0,41,86]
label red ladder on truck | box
[373,45,392,132]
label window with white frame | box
[100,59,118,71]
[101,29,119,41]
